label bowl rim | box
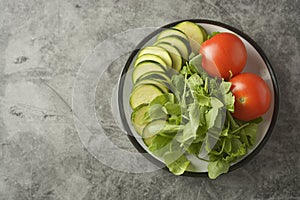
[118,19,280,177]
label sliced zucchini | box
[137,46,172,68]
[134,79,169,93]
[142,120,167,146]
[136,71,171,83]
[156,42,183,71]
[134,54,167,68]
[130,84,164,109]
[174,21,207,53]
[132,62,165,83]
[154,36,190,61]
[157,28,189,42]
[131,103,149,136]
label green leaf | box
[159,124,184,138]
[186,142,203,155]
[208,159,230,179]
[164,152,190,175]
[148,104,167,120]
[149,93,175,107]
[164,102,181,115]
[249,117,263,124]
[207,31,220,40]
[188,102,200,134]
[171,74,185,98]
[210,97,224,108]
[239,122,258,148]
[224,137,232,153]
[224,92,235,112]
[194,125,207,143]
[188,74,203,89]
[223,138,246,162]
[175,122,196,143]
[227,111,240,131]
[199,106,209,126]
[193,92,210,106]
[148,135,172,157]
[209,138,226,156]
[189,54,202,68]
[168,114,181,125]
[205,107,219,129]
[219,81,232,94]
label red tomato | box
[229,73,271,121]
[200,32,247,80]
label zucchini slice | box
[137,46,173,68]
[156,42,183,71]
[134,79,169,93]
[130,84,164,109]
[174,21,207,53]
[142,120,167,146]
[131,104,149,136]
[132,62,165,83]
[154,36,190,61]
[134,54,167,68]
[136,71,171,83]
[157,28,189,42]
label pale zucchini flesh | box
[134,54,167,68]
[154,36,190,61]
[175,21,207,53]
[134,79,169,93]
[156,42,183,71]
[131,104,149,136]
[137,46,173,68]
[142,120,167,146]
[132,62,165,83]
[130,84,164,109]
[157,28,189,42]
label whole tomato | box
[229,73,272,121]
[200,32,247,80]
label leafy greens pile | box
[143,55,261,179]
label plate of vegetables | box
[118,19,279,179]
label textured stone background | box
[0,0,299,199]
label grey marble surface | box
[0,0,299,199]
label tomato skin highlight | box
[200,32,247,80]
[229,73,272,121]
